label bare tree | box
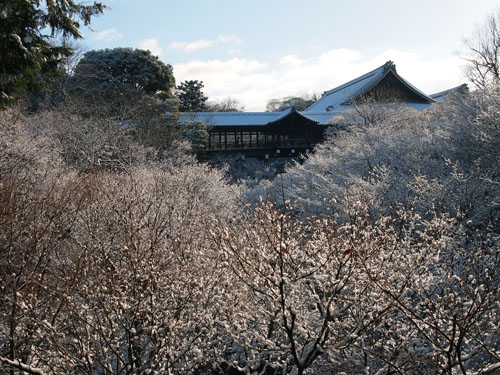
[463,8,500,88]
[205,97,245,112]
[265,94,319,112]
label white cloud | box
[169,39,214,52]
[139,38,163,57]
[279,55,301,67]
[94,28,122,42]
[216,35,243,45]
[169,34,243,53]
[174,48,466,111]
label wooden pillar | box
[208,132,212,149]
[256,131,259,148]
[224,131,227,149]
[249,131,252,148]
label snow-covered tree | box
[44,164,236,374]
[211,200,409,374]
[0,0,106,108]
[273,91,498,230]
[364,217,500,374]
[70,48,175,100]
[238,89,500,373]
[211,195,499,374]
[0,109,240,374]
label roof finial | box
[384,60,396,72]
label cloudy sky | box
[80,0,500,111]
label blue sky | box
[79,0,500,110]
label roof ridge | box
[186,112,281,116]
[320,62,387,97]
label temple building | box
[180,61,464,158]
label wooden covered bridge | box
[180,107,332,158]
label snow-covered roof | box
[268,106,319,124]
[304,61,435,112]
[430,84,468,102]
[300,111,342,124]
[180,107,336,127]
[179,112,280,127]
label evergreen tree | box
[70,48,175,99]
[68,48,180,156]
[0,0,106,108]
[176,80,208,112]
